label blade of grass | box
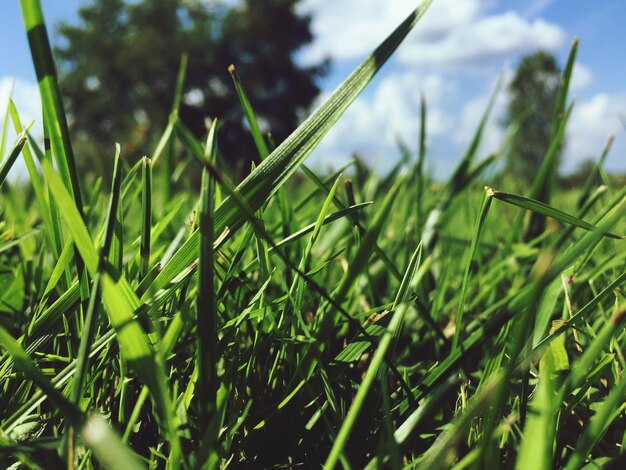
[451,189,493,351]
[19,0,83,212]
[228,64,270,159]
[140,157,152,281]
[489,186,623,239]
[515,349,556,470]
[196,120,219,464]
[9,102,57,256]
[0,123,32,187]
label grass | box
[1,0,626,468]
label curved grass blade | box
[487,186,623,239]
[9,102,57,256]
[229,64,270,159]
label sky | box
[1,0,625,179]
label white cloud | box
[398,11,565,69]
[570,63,593,93]
[298,0,417,63]
[0,77,42,181]
[566,93,626,169]
[523,0,557,18]
[307,70,456,172]
[299,0,565,70]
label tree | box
[54,0,327,175]
[504,51,561,182]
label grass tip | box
[228,64,236,74]
[484,186,496,197]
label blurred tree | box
[55,0,327,175]
[504,51,561,182]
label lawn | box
[1,0,626,468]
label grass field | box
[2,0,626,468]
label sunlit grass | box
[1,0,625,468]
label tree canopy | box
[55,0,327,175]
[504,51,561,182]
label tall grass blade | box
[19,0,84,212]
[140,157,152,281]
[451,190,493,351]
[196,120,219,464]
[0,123,32,187]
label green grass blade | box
[551,38,578,138]
[416,92,427,235]
[196,120,219,464]
[20,0,84,213]
[8,102,57,254]
[0,123,32,187]
[515,350,555,470]
[229,64,270,159]
[577,133,614,209]
[488,186,623,239]
[451,190,493,351]
[140,157,152,281]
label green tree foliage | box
[505,51,561,182]
[55,0,327,174]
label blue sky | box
[1,0,625,178]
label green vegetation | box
[2,0,626,468]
